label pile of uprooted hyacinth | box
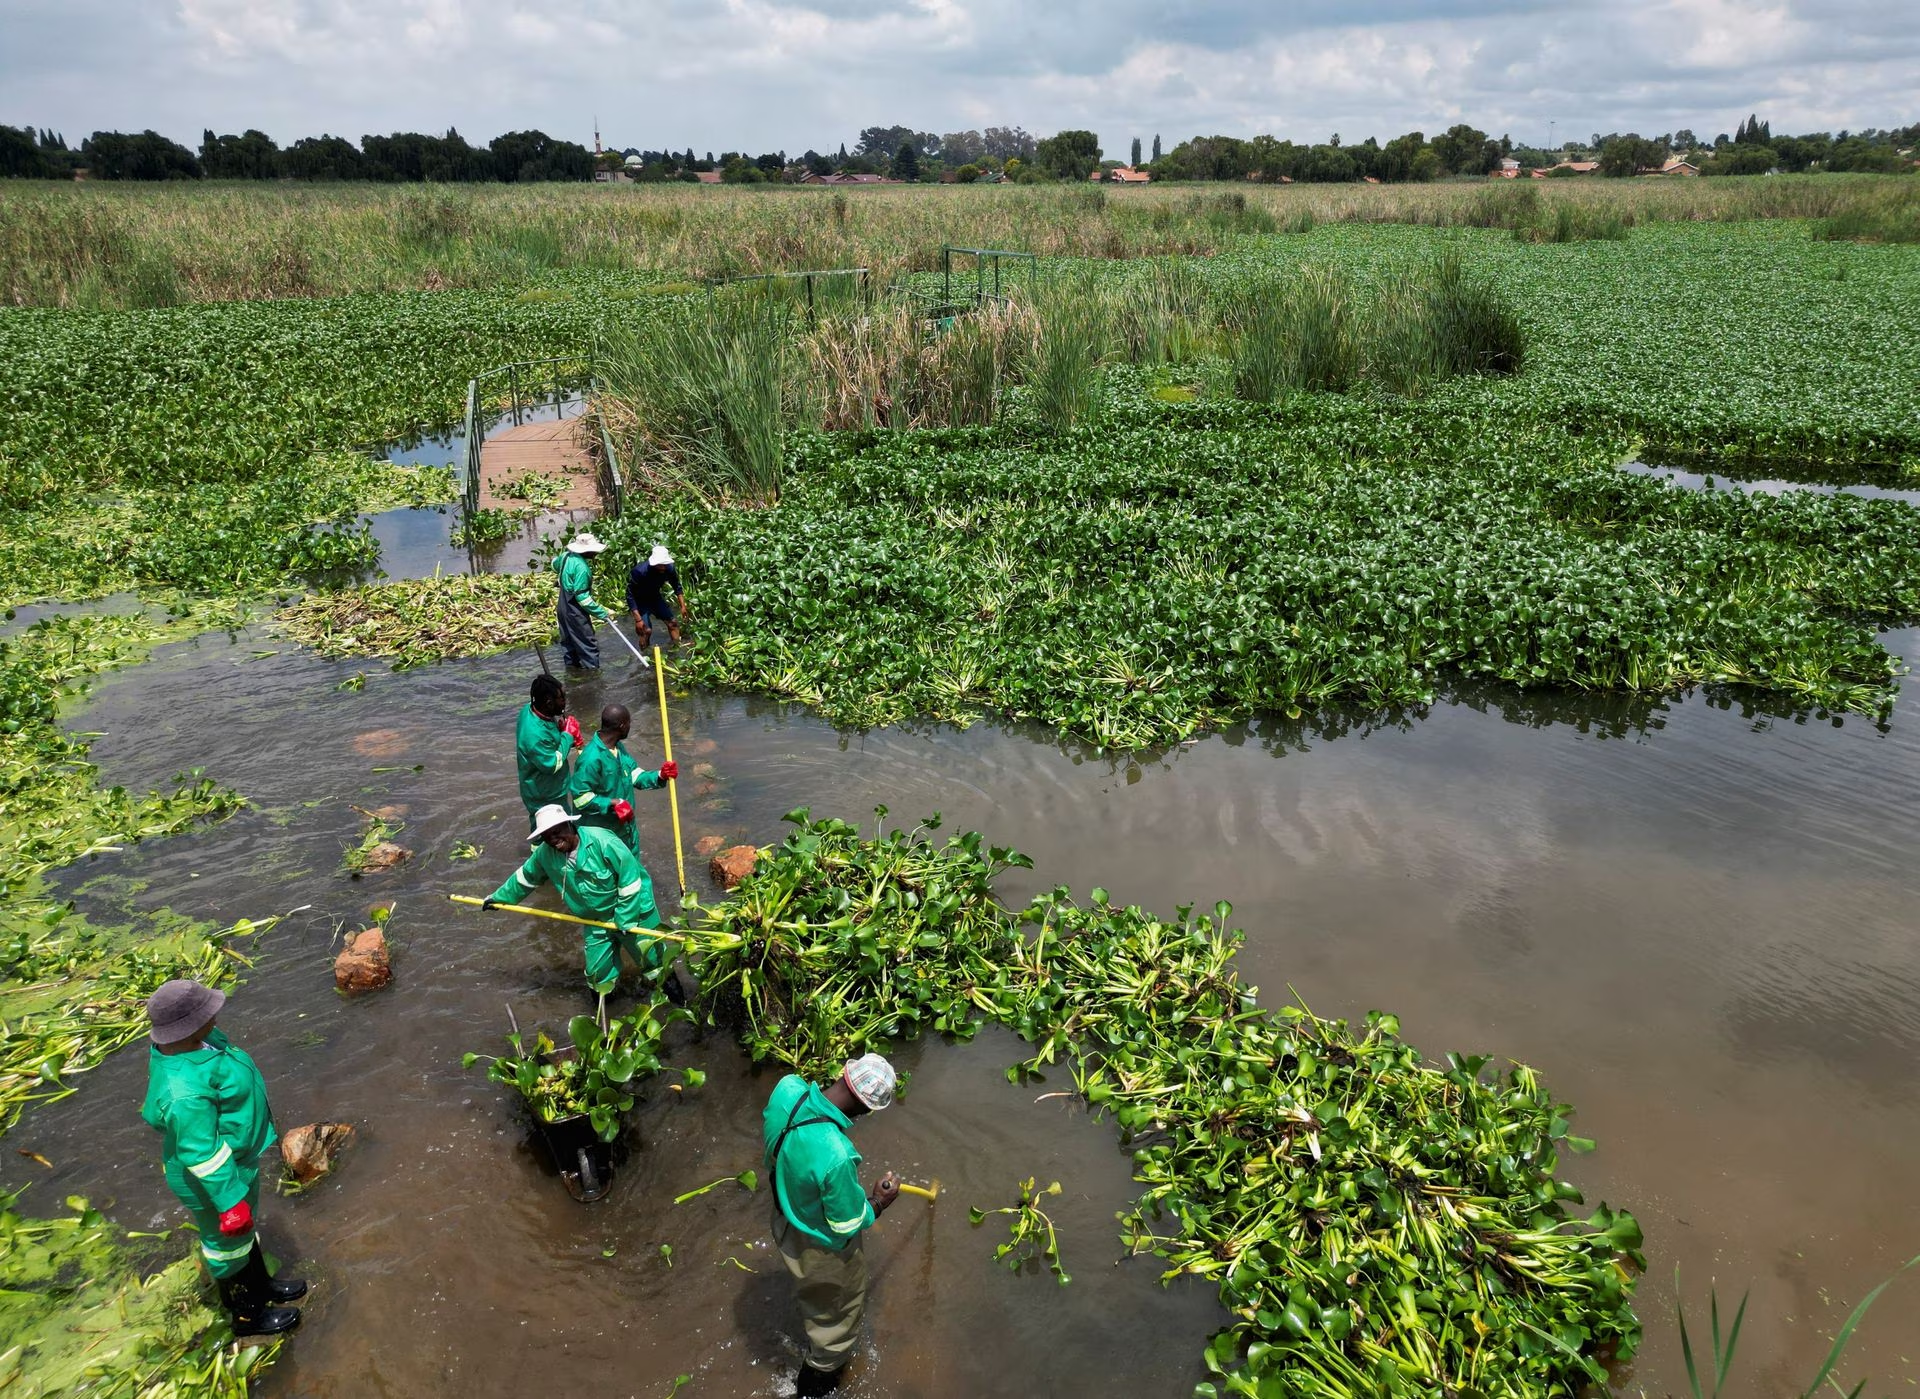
[688,811,1642,1396]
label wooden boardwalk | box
[476,418,604,513]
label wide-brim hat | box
[568,533,607,555]
[647,544,673,567]
[147,978,226,1045]
[842,1052,896,1111]
[529,803,581,842]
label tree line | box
[3,115,1912,185]
[0,126,594,182]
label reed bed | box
[2,174,1912,308]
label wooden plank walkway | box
[476,418,604,513]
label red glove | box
[217,1200,253,1236]
[659,761,679,782]
[611,800,633,821]
[562,714,584,750]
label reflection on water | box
[1623,457,1920,507]
[4,624,1919,1395]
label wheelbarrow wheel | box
[576,1146,600,1199]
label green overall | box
[762,1075,874,1373]
[488,824,663,991]
[141,1029,277,1280]
[515,702,571,824]
[568,733,664,855]
[553,552,611,669]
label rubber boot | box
[252,1243,308,1302]
[220,1249,303,1337]
[795,1363,845,1397]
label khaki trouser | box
[772,1202,869,1374]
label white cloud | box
[1,0,1911,155]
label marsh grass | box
[4,175,1913,308]
[597,293,792,502]
[1224,264,1362,400]
[1815,183,1920,244]
[1025,274,1116,430]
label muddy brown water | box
[5,620,1920,1397]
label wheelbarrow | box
[532,1043,616,1204]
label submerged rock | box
[709,845,759,890]
[335,928,391,992]
[280,1122,356,1184]
[358,841,411,873]
[694,834,726,857]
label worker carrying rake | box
[482,803,669,996]
[567,703,676,857]
[763,1054,902,1396]
[141,979,308,1339]
[553,531,613,669]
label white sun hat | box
[841,1053,897,1111]
[528,804,581,842]
[567,532,607,555]
[647,544,673,567]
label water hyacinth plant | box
[684,811,1644,1395]
[464,1000,687,1142]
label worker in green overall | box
[517,673,583,826]
[140,979,306,1338]
[553,532,612,669]
[763,1054,900,1395]
[568,703,677,855]
[482,804,666,993]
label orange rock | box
[694,835,726,856]
[709,845,759,890]
[685,737,718,756]
[280,1122,355,1184]
[357,841,411,873]
[350,729,408,759]
[334,928,391,993]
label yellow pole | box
[897,1181,941,1201]
[447,893,689,945]
[654,645,688,899]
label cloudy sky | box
[6,0,1915,155]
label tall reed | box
[1225,263,1361,401]
[596,293,791,503]
[1419,248,1526,377]
[1024,276,1114,430]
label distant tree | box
[954,162,982,183]
[282,134,363,181]
[983,126,1036,162]
[1374,130,1427,182]
[1671,128,1698,151]
[0,124,77,178]
[1130,136,1142,167]
[488,129,592,182]
[858,125,936,159]
[941,129,986,166]
[1034,129,1101,181]
[1151,133,1162,162]
[1002,157,1024,181]
[199,128,281,179]
[82,130,201,180]
[1596,133,1666,177]
[1826,137,1909,173]
[893,141,920,181]
[1706,144,1777,175]
[1429,123,1492,175]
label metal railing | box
[459,356,623,517]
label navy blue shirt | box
[626,563,682,615]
